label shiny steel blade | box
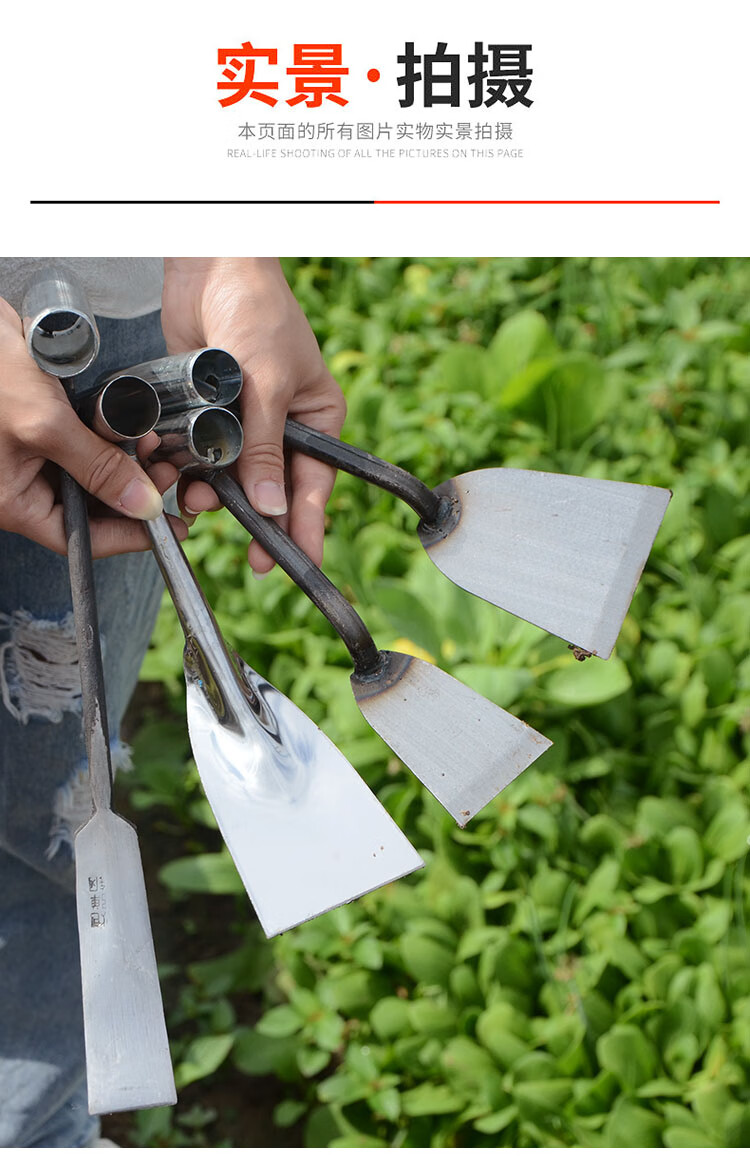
[146,511,422,939]
[184,651,424,937]
[75,811,176,1115]
[420,470,671,658]
[351,652,552,826]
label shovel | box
[143,510,424,937]
[61,473,176,1114]
[21,268,175,1114]
[283,419,672,660]
[208,472,552,827]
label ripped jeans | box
[0,311,167,1147]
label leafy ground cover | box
[113,258,749,1147]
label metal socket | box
[21,265,100,377]
[79,376,162,442]
[152,406,244,470]
[121,349,243,414]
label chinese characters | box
[219,42,349,108]
[218,42,533,110]
[398,42,533,108]
[87,874,107,929]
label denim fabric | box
[0,311,168,1147]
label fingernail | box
[119,479,163,520]
[184,504,201,515]
[251,569,267,581]
[252,479,287,516]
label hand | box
[160,258,346,573]
[0,298,185,557]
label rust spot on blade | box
[568,644,596,662]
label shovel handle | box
[284,418,443,526]
[60,469,114,814]
[209,472,381,675]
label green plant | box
[117,258,750,1147]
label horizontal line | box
[375,199,721,205]
[30,199,375,205]
[29,198,720,206]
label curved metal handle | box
[283,418,443,525]
[209,472,381,675]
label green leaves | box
[597,1025,660,1092]
[399,934,455,988]
[158,851,245,895]
[174,1033,235,1089]
[125,257,750,1147]
[545,656,632,707]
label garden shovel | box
[22,267,175,1114]
[62,473,176,1115]
[144,511,424,937]
[283,420,671,659]
[209,473,552,827]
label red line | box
[375,199,720,205]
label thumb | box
[45,409,164,520]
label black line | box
[30,199,374,205]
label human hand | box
[0,298,185,557]
[160,258,346,573]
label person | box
[0,257,346,1147]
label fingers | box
[88,511,189,559]
[9,470,188,559]
[28,402,164,522]
[285,453,336,568]
[283,393,346,566]
[236,399,288,518]
[177,476,221,519]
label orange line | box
[375,199,720,205]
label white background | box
[0,0,746,255]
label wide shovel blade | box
[420,470,671,659]
[351,651,551,826]
[146,511,422,939]
[183,650,424,937]
[75,810,175,1114]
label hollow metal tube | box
[151,406,244,469]
[21,265,100,377]
[78,376,161,442]
[117,349,243,414]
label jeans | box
[0,311,168,1147]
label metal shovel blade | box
[420,470,671,659]
[75,810,176,1114]
[183,650,424,937]
[351,652,552,826]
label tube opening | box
[99,377,161,439]
[191,409,243,467]
[192,350,243,406]
[31,310,98,374]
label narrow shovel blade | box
[352,652,552,826]
[421,470,671,658]
[184,655,423,938]
[75,810,175,1114]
